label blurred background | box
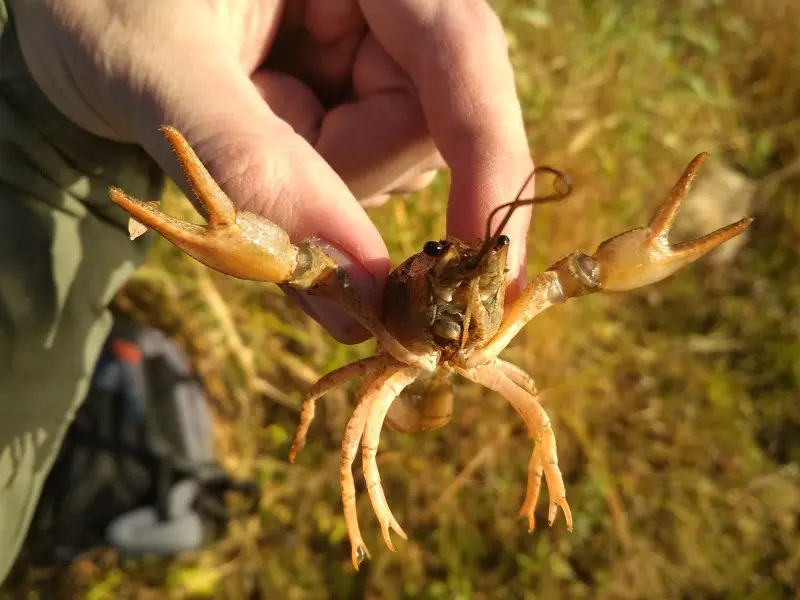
[7,0,800,598]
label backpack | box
[23,315,261,564]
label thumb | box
[122,45,389,344]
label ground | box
[5,0,800,598]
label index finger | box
[359,0,534,290]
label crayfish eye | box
[423,240,447,257]
[494,235,510,249]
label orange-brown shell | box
[382,237,509,361]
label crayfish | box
[110,126,752,568]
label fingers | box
[314,33,443,202]
[271,0,366,103]
[316,94,440,200]
[276,30,365,103]
[126,35,388,344]
[359,0,534,294]
[252,46,444,206]
[354,167,441,208]
[267,14,446,210]
[250,71,325,143]
[304,0,366,44]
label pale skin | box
[9,0,537,342]
[110,128,753,569]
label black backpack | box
[23,315,260,564]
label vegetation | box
[7,0,800,597]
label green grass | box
[6,0,800,598]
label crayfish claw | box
[549,498,574,532]
[110,126,338,287]
[590,153,754,292]
[648,151,708,241]
[159,125,237,227]
[110,186,206,244]
[379,514,408,552]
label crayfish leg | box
[289,354,401,462]
[361,367,420,551]
[455,364,573,532]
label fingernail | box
[358,194,392,208]
[285,241,380,344]
[390,169,440,195]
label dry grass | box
[6,0,800,598]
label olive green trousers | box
[0,4,166,584]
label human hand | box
[10,0,534,343]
